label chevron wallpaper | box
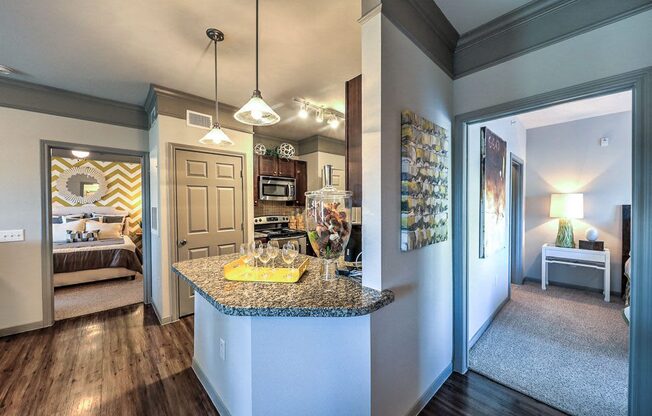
[51,157,142,234]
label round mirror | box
[56,167,108,204]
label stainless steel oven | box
[259,176,296,201]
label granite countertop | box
[172,254,394,318]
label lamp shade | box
[549,193,584,219]
[199,124,234,146]
[234,91,280,126]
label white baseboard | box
[151,302,172,325]
[405,362,453,416]
[192,358,232,416]
[0,319,48,338]
[469,296,510,349]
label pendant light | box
[199,28,234,146]
[234,0,280,126]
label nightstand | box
[541,243,611,302]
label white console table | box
[541,243,611,302]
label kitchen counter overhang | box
[172,254,394,317]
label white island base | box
[192,295,373,416]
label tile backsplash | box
[255,201,304,218]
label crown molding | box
[369,0,459,79]
[0,78,147,129]
[145,84,253,134]
[454,0,652,78]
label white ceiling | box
[516,91,632,130]
[433,0,532,34]
[0,0,361,140]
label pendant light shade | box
[235,0,280,126]
[234,90,280,126]
[199,125,233,145]
[201,28,233,146]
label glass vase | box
[305,165,353,280]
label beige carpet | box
[54,273,143,320]
[470,282,628,416]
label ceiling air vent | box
[186,110,213,130]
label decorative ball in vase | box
[305,165,352,280]
[585,227,599,242]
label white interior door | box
[175,149,245,317]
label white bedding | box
[52,235,136,254]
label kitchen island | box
[172,254,394,416]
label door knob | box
[178,239,187,247]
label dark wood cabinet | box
[277,158,295,178]
[258,155,277,176]
[346,74,362,206]
[293,160,307,206]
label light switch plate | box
[0,229,24,242]
[219,338,226,361]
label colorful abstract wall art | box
[480,127,507,258]
[400,110,449,251]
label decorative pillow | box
[52,219,86,243]
[62,214,87,222]
[91,214,128,233]
[85,221,122,240]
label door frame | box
[452,67,652,415]
[509,153,525,290]
[168,143,249,321]
[40,140,152,326]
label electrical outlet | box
[0,229,24,242]
[219,338,226,361]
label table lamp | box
[549,193,583,248]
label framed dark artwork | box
[400,110,449,251]
[480,127,507,258]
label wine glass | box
[283,242,299,269]
[281,245,295,280]
[267,241,280,268]
[251,241,262,268]
[258,244,271,279]
[240,243,254,278]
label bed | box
[51,205,143,287]
[53,235,142,287]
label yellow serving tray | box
[224,257,309,283]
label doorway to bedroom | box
[47,145,149,321]
[462,90,632,416]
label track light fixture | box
[293,97,345,127]
[327,115,340,129]
[298,102,309,119]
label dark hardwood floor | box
[0,304,218,416]
[421,371,567,416]
[0,304,565,416]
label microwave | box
[259,176,296,201]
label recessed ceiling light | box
[71,150,90,158]
[0,65,18,75]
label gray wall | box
[0,107,147,332]
[524,112,632,293]
[362,14,454,415]
[454,10,652,115]
[467,116,526,342]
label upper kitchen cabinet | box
[346,75,362,206]
[293,160,307,206]
[256,155,295,178]
[277,158,296,178]
[258,155,278,176]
